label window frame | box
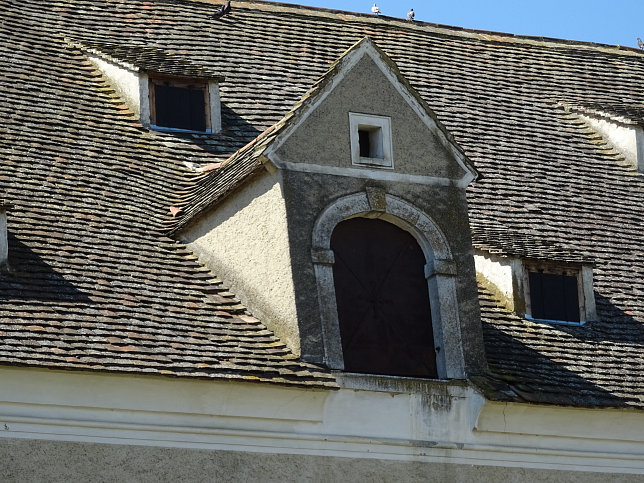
[523,262,587,325]
[349,113,393,169]
[148,75,212,133]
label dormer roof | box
[66,38,224,80]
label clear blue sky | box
[272,0,644,48]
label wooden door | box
[331,217,438,378]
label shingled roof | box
[1,0,643,407]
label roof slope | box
[0,0,334,387]
[1,0,643,406]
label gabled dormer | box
[67,39,224,133]
[174,38,485,381]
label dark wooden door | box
[331,217,438,378]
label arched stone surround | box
[311,188,466,379]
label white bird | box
[407,8,414,21]
[371,3,381,14]
[638,37,644,49]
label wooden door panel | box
[331,217,437,378]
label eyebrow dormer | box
[67,39,224,133]
[561,102,644,174]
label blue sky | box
[273,0,644,48]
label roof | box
[561,101,644,127]
[168,37,478,234]
[66,38,225,80]
[1,0,643,406]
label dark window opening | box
[331,217,437,378]
[357,127,383,159]
[153,82,207,132]
[358,129,371,157]
[529,270,580,322]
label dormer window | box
[474,250,597,326]
[66,40,224,134]
[148,76,220,133]
[349,113,393,168]
[150,77,208,132]
[525,265,581,323]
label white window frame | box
[523,262,596,326]
[140,73,221,134]
[349,113,393,169]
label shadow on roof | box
[0,234,91,303]
[482,323,641,409]
[548,292,644,346]
[146,103,262,157]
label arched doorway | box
[330,217,438,378]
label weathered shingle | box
[0,0,643,404]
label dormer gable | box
[67,39,224,133]
[177,38,486,381]
[264,37,478,187]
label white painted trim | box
[150,125,214,134]
[264,39,477,187]
[209,81,222,134]
[525,314,587,326]
[139,72,150,126]
[0,367,643,474]
[271,154,468,187]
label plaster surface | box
[580,114,644,173]
[180,171,301,355]
[275,54,467,180]
[0,367,643,477]
[280,169,486,374]
[474,250,523,313]
[3,439,642,483]
[88,55,141,117]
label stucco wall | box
[580,114,644,173]
[3,438,641,483]
[88,55,141,117]
[276,54,467,180]
[266,48,484,371]
[180,171,301,355]
[277,169,485,373]
[474,250,523,313]
[1,367,643,478]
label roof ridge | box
[192,0,644,55]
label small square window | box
[524,263,585,324]
[349,113,393,168]
[149,77,210,133]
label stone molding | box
[311,191,466,378]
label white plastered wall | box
[474,250,522,312]
[580,114,644,173]
[179,171,301,355]
[87,55,142,118]
[0,367,643,476]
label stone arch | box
[311,189,465,379]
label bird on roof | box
[212,0,231,19]
[407,8,414,21]
[638,37,644,49]
[371,3,381,15]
